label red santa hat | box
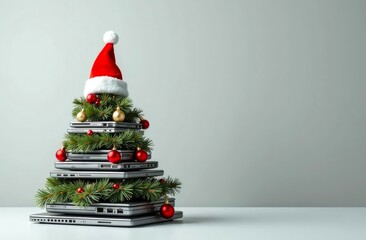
[84,31,129,98]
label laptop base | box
[30,211,183,227]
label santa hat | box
[84,31,129,98]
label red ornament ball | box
[87,129,94,136]
[95,98,101,106]
[55,147,67,161]
[140,119,150,129]
[86,93,97,104]
[159,178,167,184]
[160,203,175,219]
[112,183,120,189]
[77,187,84,193]
[107,149,121,163]
[135,149,148,162]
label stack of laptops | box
[30,121,183,227]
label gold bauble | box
[113,107,125,122]
[76,108,87,122]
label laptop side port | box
[97,208,103,213]
[100,164,110,169]
[106,208,113,213]
[117,209,123,214]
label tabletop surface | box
[0,207,365,240]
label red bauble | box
[77,187,84,193]
[86,93,97,104]
[95,98,101,106]
[159,178,166,184]
[135,149,148,162]
[107,149,121,163]
[87,129,94,136]
[140,119,150,129]
[112,183,120,189]
[55,147,67,161]
[160,204,175,219]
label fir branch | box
[63,131,153,153]
[71,94,144,122]
[124,108,143,122]
[35,181,70,208]
[108,182,135,203]
[73,97,87,106]
[35,189,54,208]
[140,180,163,201]
[116,97,133,110]
[70,179,113,207]
[35,177,182,207]
[45,178,62,188]
[161,176,182,195]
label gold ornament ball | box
[113,107,125,122]
[76,109,87,122]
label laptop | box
[46,198,175,216]
[55,161,158,171]
[29,211,183,227]
[70,121,142,129]
[50,169,164,179]
[67,128,144,134]
[66,150,151,161]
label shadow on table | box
[180,215,244,224]
[134,216,229,227]
[181,216,222,224]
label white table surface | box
[0,207,365,240]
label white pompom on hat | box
[84,31,129,98]
[103,31,119,44]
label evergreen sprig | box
[63,131,153,152]
[35,177,181,208]
[72,94,143,122]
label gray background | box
[0,0,365,207]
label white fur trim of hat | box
[84,76,129,98]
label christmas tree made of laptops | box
[31,31,182,227]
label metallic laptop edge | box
[29,211,183,227]
[50,169,164,179]
[46,198,175,216]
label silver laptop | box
[70,121,142,129]
[67,150,151,161]
[50,169,164,179]
[29,211,183,227]
[55,161,158,171]
[46,198,174,216]
[67,128,144,134]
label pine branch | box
[124,108,143,122]
[71,179,113,207]
[108,182,135,202]
[35,177,182,207]
[161,176,182,195]
[35,181,70,208]
[72,97,86,106]
[71,94,144,122]
[45,178,62,188]
[63,131,153,153]
[35,189,55,208]
[140,180,163,201]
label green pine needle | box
[63,131,153,153]
[35,177,181,208]
[71,94,142,122]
